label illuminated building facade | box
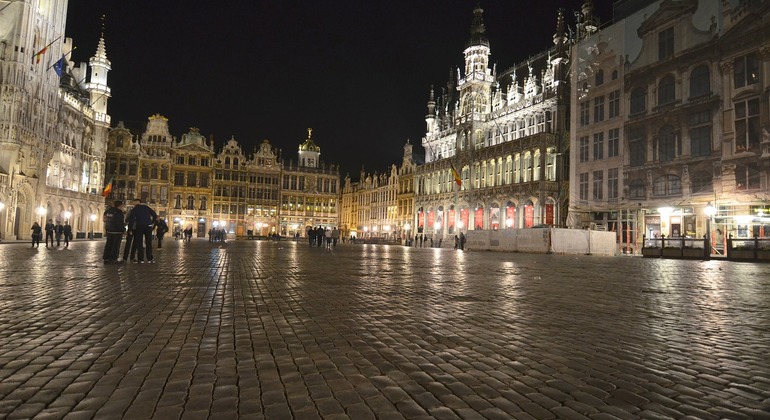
[1,1,110,240]
[278,129,339,236]
[415,4,570,242]
[340,141,415,242]
[570,0,770,252]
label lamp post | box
[705,202,716,256]
[89,213,96,240]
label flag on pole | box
[102,177,114,197]
[52,55,65,77]
[450,163,462,187]
[33,46,49,63]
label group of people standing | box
[306,226,340,248]
[102,199,167,264]
[30,219,73,248]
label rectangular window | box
[593,132,604,161]
[658,27,674,60]
[579,136,589,163]
[735,163,760,190]
[580,102,590,127]
[608,168,618,200]
[174,171,185,186]
[593,96,605,123]
[199,173,209,188]
[592,170,603,200]
[188,156,196,166]
[735,98,760,152]
[579,173,589,201]
[608,90,620,118]
[608,128,619,158]
[186,172,197,187]
[177,156,185,165]
[690,126,711,157]
[629,128,646,167]
[734,53,759,89]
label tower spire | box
[466,2,489,48]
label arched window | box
[611,70,618,80]
[186,195,195,210]
[199,196,208,210]
[658,75,676,105]
[595,69,604,86]
[653,175,681,196]
[174,194,182,209]
[689,65,710,97]
[629,179,646,199]
[630,88,646,114]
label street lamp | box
[89,213,97,240]
[36,206,47,224]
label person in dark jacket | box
[44,219,55,248]
[31,222,43,248]
[126,199,158,263]
[102,200,126,264]
[54,221,63,246]
[63,222,72,248]
[155,218,169,249]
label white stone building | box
[0,0,110,240]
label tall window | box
[658,27,674,60]
[579,173,589,201]
[580,101,590,126]
[608,128,619,158]
[657,126,678,162]
[579,136,589,162]
[690,172,712,195]
[186,172,197,187]
[593,132,604,161]
[734,53,759,89]
[630,88,646,114]
[689,111,711,157]
[186,195,195,210]
[658,75,676,106]
[199,196,207,210]
[595,69,604,86]
[735,163,760,190]
[174,172,185,186]
[653,175,681,196]
[174,194,182,209]
[593,96,605,123]
[689,65,710,97]
[592,170,603,200]
[629,179,645,199]
[735,98,760,152]
[608,168,619,200]
[629,128,646,167]
[608,90,620,118]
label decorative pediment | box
[637,0,698,37]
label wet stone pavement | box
[0,239,769,420]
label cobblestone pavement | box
[0,239,769,420]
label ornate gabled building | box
[279,129,340,236]
[170,127,214,237]
[107,115,284,238]
[570,0,770,252]
[1,2,111,240]
[415,4,570,241]
[340,140,415,242]
[212,136,280,237]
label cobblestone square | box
[1,239,769,419]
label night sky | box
[65,1,613,179]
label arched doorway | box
[448,204,456,234]
[474,204,484,230]
[545,197,556,225]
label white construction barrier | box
[465,227,618,256]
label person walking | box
[54,221,63,246]
[44,219,55,248]
[62,222,72,248]
[155,218,169,249]
[307,226,315,247]
[324,228,332,249]
[127,198,158,263]
[102,201,126,264]
[331,227,340,247]
[30,222,42,248]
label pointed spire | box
[427,85,436,115]
[553,9,567,46]
[466,2,489,48]
[95,14,108,60]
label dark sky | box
[65,1,613,180]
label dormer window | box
[595,70,604,86]
[658,27,674,60]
